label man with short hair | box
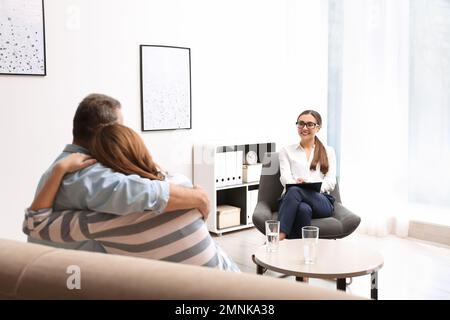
[29,93,209,251]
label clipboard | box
[286,182,322,193]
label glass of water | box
[302,226,319,264]
[265,220,280,253]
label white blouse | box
[279,143,337,193]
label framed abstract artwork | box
[140,45,192,131]
[0,0,46,76]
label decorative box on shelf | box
[217,205,241,229]
[243,164,263,183]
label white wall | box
[0,0,328,240]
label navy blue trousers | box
[278,186,334,239]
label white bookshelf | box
[193,142,275,235]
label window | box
[409,0,450,208]
[327,0,450,229]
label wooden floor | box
[212,227,450,300]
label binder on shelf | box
[225,151,236,186]
[235,150,243,185]
[215,152,227,187]
[247,189,259,224]
[216,150,243,188]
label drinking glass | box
[302,226,319,264]
[265,220,280,253]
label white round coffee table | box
[252,239,384,299]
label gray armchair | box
[252,152,360,239]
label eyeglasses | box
[296,121,319,129]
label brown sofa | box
[0,238,364,300]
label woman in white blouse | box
[278,110,337,240]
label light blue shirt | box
[36,144,171,215]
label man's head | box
[72,93,124,148]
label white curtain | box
[409,0,450,209]
[337,0,410,237]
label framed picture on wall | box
[140,45,192,131]
[0,0,46,76]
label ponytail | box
[310,136,329,174]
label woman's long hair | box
[298,110,329,175]
[90,124,165,181]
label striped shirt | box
[23,208,240,272]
